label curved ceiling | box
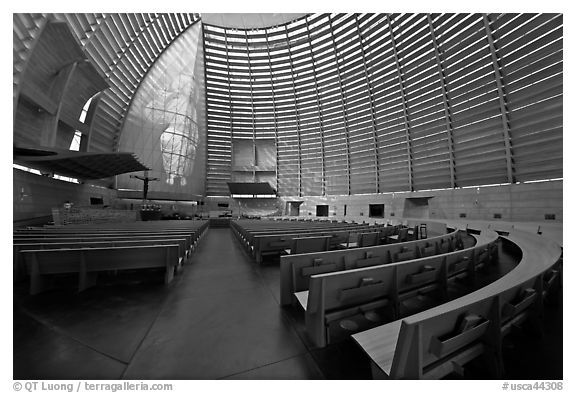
[14,13,200,154]
[202,13,563,196]
[13,13,564,197]
[201,13,308,29]
[13,13,305,155]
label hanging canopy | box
[14,146,149,180]
[227,182,276,197]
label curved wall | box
[203,13,562,197]
[117,22,206,199]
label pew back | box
[291,236,331,255]
[390,296,497,379]
[21,244,180,295]
[297,230,498,347]
[14,238,189,281]
[280,231,462,306]
[352,229,562,379]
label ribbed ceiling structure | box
[203,13,563,197]
[14,13,200,153]
[14,13,563,197]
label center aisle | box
[123,227,324,379]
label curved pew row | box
[247,226,400,264]
[293,230,499,348]
[352,229,562,379]
[279,228,465,307]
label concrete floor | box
[13,228,562,379]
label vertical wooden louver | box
[202,13,563,196]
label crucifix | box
[130,171,159,200]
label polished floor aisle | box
[13,228,562,379]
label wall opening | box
[286,201,302,216]
[369,204,384,218]
[90,196,104,205]
[316,205,329,217]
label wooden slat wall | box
[203,13,562,197]
[489,13,563,182]
[15,13,562,195]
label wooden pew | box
[387,227,409,243]
[230,219,374,238]
[14,233,194,251]
[348,231,381,248]
[13,221,209,282]
[279,230,464,306]
[356,296,500,379]
[299,253,448,347]
[246,225,382,264]
[14,228,203,241]
[13,221,208,244]
[233,222,374,248]
[293,231,498,347]
[15,220,209,245]
[328,230,352,249]
[285,236,331,255]
[21,244,180,295]
[352,229,562,379]
[14,238,189,282]
[16,221,209,232]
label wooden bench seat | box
[14,238,189,282]
[14,234,195,257]
[279,230,465,306]
[387,227,410,243]
[236,223,373,245]
[244,225,386,264]
[293,231,498,347]
[283,236,331,255]
[15,221,209,244]
[352,229,562,379]
[21,244,180,295]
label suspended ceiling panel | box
[14,147,148,179]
